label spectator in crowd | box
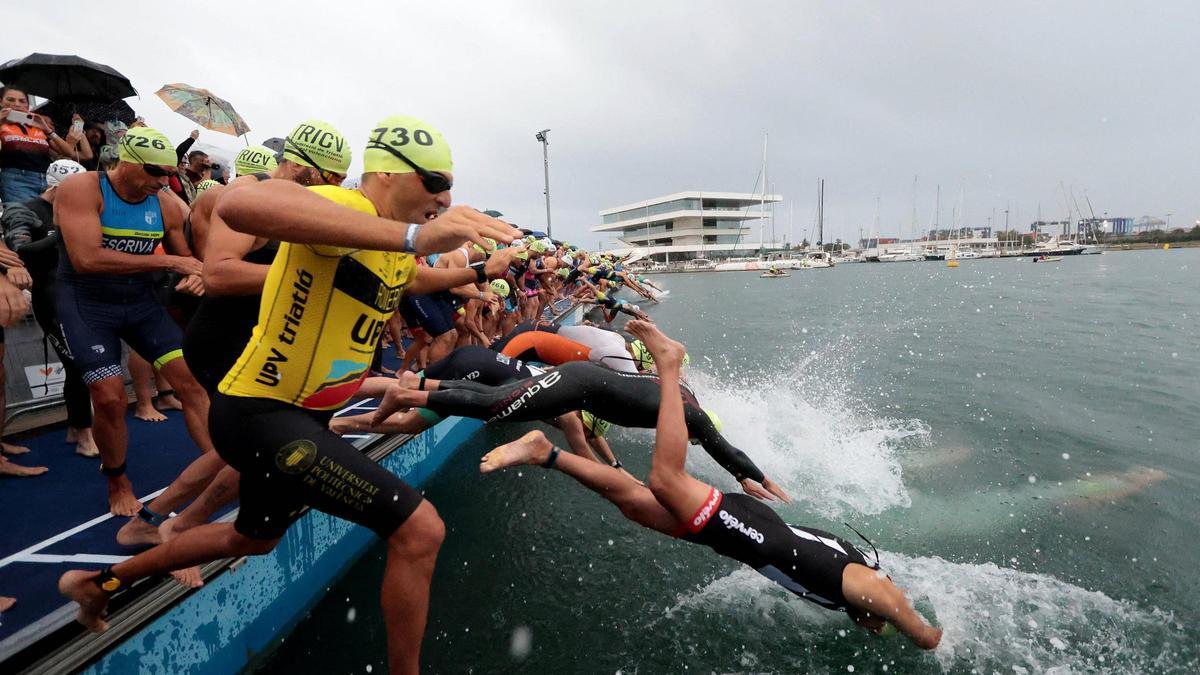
[0,261,35,478]
[0,86,78,204]
[80,121,107,171]
[0,158,99,458]
[168,130,200,203]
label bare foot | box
[0,596,14,612]
[75,430,100,458]
[0,456,48,477]
[155,392,183,412]
[108,476,142,516]
[397,369,422,389]
[625,320,686,367]
[170,566,203,589]
[134,405,168,422]
[58,570,111,632]
[116,516,162,547]
[2,442,30,455]
[371,385,425,425]
[157,517,204,588]
[480,430,553,474]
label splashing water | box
[660,553,1193,674]
[682,339,928,519]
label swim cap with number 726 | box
[118,127,176,166]
[364,115,453,175]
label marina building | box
[591,191,784,262]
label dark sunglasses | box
[142,163,171,178]
[366,142,452,194]
[285,140,345,186]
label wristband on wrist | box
[469,261,487,284]
[403,223,420,253]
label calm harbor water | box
[260,249,1199,674]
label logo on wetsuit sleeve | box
[719,509,765,544]
[488,370,562,422]
[275,439,318,474]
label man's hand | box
[0,248,25,270]
[165,256,203,276]
[414,206,519,256]
[758,477,792,503]
[174,274,205,296]
[6,267,32,291]
[189,129,200,140]
[0,276,30,327]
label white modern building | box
[591,191,784,262]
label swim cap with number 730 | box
[118,127,176,166]
[364,115,453,175]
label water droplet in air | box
[509,624,533,660]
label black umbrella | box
[0,53,136,103]
[34,98,136,132]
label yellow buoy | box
[1163,243,1170,250]
[947,260,959,268]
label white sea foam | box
[663,553,1194,674]
[681,339,927,519]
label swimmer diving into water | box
[479,320,942,648]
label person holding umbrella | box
[0,86,80,203]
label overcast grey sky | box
[8,1,1198,245]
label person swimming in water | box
[477,320,943,649]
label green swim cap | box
[118,127,176,166]
[512,248,530,261]
[529,239,549,253]
[364,115,453,175]
[489,279,510,297]
[581,411,611,437]
[284,120,351,175]
[705,409,723,434]
[630,339,653,370]
[555,267,570,278]
[196,179,221,194]
[235,145,278,176]
[473,237,497,256]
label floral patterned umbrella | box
[155,83,250,138]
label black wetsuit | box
[0,197,92,429]
[426,344,535,382]
[423,361,765,482]
[415,345,536,424]
[182,240,280,393]
[681,487,873,611]
[181,173,274,393]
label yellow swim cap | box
[581,411,611,437]
[284,120,351,175]
[364,115,453,175]
[196,179,221,194]
[118,127,176,166]
[630,339,653,370]
[489,279,510,297]
[705,409,723,434]
[235,145,278,176]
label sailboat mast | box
[760,133,767,252]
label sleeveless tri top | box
[58,172,165,296]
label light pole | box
[535,129,552,237]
